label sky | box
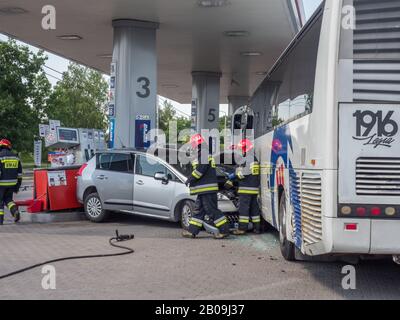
[303,0,323,19]
[0,0,322,117]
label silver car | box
[76,149,237,228]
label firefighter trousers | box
[188,193,229,236]
[238,194,261,231]
[0,187,19,224]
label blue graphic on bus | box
[269,125,302,248]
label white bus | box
[250,0,400,261]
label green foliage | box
[45,63,108,130]
[0,39,51,153]
[272,117,284,127]
[219,115,229,131]
[158,100,191,143]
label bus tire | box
[279,191,295,261]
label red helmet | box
[0,139,12,149]
[190,134,205,149]
[237,139,253,154]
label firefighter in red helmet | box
[182,134,229,239]
[0,139,22,225]
[226,138,261,235]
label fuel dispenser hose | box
[0,230,135,281]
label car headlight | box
[217,193,230,201]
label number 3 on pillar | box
[136,77,150,98]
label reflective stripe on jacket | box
[236,154,260,195]
[0,149,22,187]
[189,151,219,195]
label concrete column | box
[191,71,222,132]
[110,19,159,149]
[228,95,250,116]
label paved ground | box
[1,181,400,300]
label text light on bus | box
[345,223,358,231]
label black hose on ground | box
[0,230,134,280]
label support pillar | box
[110,19,159,149]
[191,71,222,132]
[228,95,250,116]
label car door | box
[133,154,177,218]
[94,152,134,211]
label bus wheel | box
[279,191,295,261]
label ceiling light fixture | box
[98,54,113,58]
[162,84,179,89]
[241,51,262,57]
[57,35,83,40]
[197,0,230,8]
[256,71,267,76]
[0,7,28,15]
[224,31,249,38]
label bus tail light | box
[341,206,352,215]
[339,205,400,219]
[371,207,381,216]
[356,207,366,216]
[385,207,396,217]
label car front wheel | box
[180,200,195,230]
[84,192,110,223]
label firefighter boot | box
[214,223,230,239]
[182,230,196,238]
[214,232,229,239]
[10,205,20,223]
[0,215,3,225]
[14,210,20,223]
[233,229,246,236]
[253,223,261,234]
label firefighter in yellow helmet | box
[182,134,229,239]
[0,139,22,225]
[226,139,261,235]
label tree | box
[219,115,229,132]
[158,100,176,138]
[45,63,108,130]
[158,100,191,143]
[0,39,51,153]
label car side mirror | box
[154,172,169,184]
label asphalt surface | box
[0,180,400,300]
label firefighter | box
[182,134,229,239]
[0,139,22,225]
[227,139,261,235]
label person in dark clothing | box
[182,134,229,239]
[226,139,261,235]
[0,139,22,225]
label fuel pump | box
[231,105,255,146]
[45,127,107,168]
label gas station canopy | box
[0,0,304,103]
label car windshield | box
[216,164,235,176]
[167,154,192,177]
